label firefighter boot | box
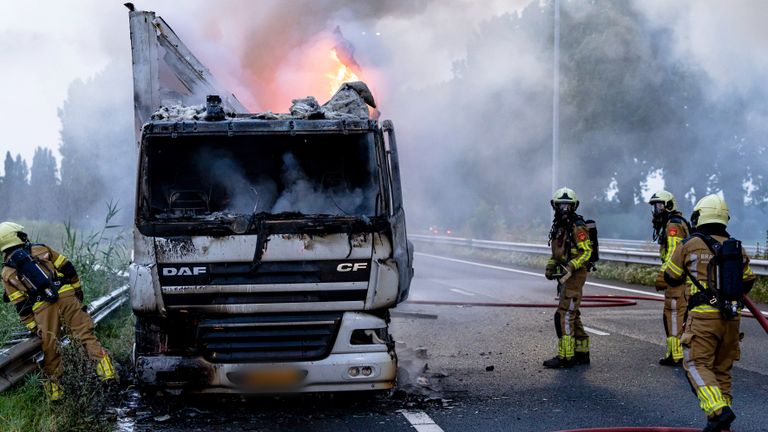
[43,380,63,402]
[702,406,735,432]
[574,338,589,365]
[543,356,574,368]
[574,352,590,365]
[658,354,681,366]
[545,336,575,368]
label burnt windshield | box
[140,133,380,221]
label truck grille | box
[196,313,342,363]
[163,289,367,307]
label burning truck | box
[126,7,413,393]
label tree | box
[2,152,30,218]
[30,147,60,220]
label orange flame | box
[326,49,360,96]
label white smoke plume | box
[34,1,768,239]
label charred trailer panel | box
[129,114,413,392]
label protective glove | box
[545,262,557,280]
[655,272,666,291]
[558,263,574,284]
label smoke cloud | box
[33,0,768,242]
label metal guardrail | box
[410,234,768,276]
[0,285,129,393]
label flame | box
[326,49,360,96]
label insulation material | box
[151,81,376,121]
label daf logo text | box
[162,266,207,276]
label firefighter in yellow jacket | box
[0,222,116,401]
[648,191,690,366]
[664,195,755,432]
[543,188,593,368]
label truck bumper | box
[135,351,397,393]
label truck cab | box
[129,97,413,392]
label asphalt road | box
[120,251,768,432]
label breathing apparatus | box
[548,187,580,244]
[1,224,60,304]
[648,191,677,242]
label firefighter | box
[664,195,755,432]
[648,191,690,366]
[543,187,592,368]
[0,222,116,401]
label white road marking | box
[400,410,445,432]
[416,252,663,299]
[583,326,610,336]
[449,288,476,296]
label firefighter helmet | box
[551,187,579,210]
[691,194,729,227]
[0,222,26,252]
[648,190,678,213]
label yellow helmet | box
[691,194,729,227]
[0,222,26,252]
[551,187,579,210]
[648,190,677,213]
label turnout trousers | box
[33,293,115,399]
[662,285,687,361]
[554,268,589,359]
[681,312,740,416]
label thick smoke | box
[44,1,768,242]
[194,151,375,217]
[272,153,375,216]
[195,149,278,215]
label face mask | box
[651,202,666,217]
[690,210,700,228]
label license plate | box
[240,369,306,388]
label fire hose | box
[409,294,768,334]
[553,428,702,432]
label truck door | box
[381,120,414,301]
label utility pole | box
[552,0,560,192]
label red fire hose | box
[410,294,768,335]
[743,295,768,334]
[553,428,703,432]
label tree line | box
[1,148,61,222]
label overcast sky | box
[0,1,128,165]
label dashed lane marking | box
[400,410,445,432]
[583,326,610,336]
[449,288,476,296]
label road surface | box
[118,252,768,431]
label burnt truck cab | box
[129,102,413,392]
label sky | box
[0,1,129,165]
